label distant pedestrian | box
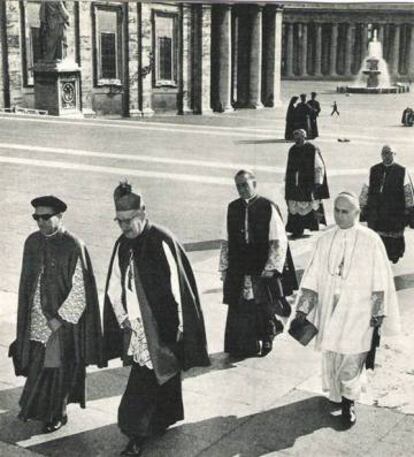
[294,192,400,426]
[284,96,299,140]
[219,170,298,358]
[11,195,103,433]
[103,180,209,457]
[307,92,321,139]
[285,129,330,238]
[293,93,313,138]
[330,101,340,116]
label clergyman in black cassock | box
[219,170,298,359]
[307,92,321,139]
[359,145,414,263]
[285,129,330,238]
[11,195,103,434]
[103,180,209,456]
[293,93,313,138]
[284,96,299,140]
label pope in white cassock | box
[295,191,400,426]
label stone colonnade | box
[210,4,283,112]
[282,18,414,80]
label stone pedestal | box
[34,60,81,116]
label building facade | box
[0,1,283,116]
[0,1,414,117]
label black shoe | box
[42,415,68,433]
[121,438,144,456]
[261,340,273,357]
[341,397,356,426]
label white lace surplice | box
[30,257,86,345]
[287,147,325,215]
[107,241,183,369]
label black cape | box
[103,222,210,384]
[11,230,104,404]
[285,142,330,202]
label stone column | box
[314,23,323,77]
[360,24,368,63]
[299,23,308,77]
[127,2,140,117]
[248,5,263,108]
[4,1,23,108]
[231,11,238,105]
[0,1,7,108]
[217,5,233,112]
[180,4,193,114]
[390,24,401,76]
[0,6,6,108]
[329,23,338,76]
[139,3,154,116]
[200,5,212,114]
[78,2,95,116]
[378,24,385,47]
[262,5,283,107]
[344,23,354,77]
[383,24,390,61]
[285,22,294,77]
[408,25,414,79]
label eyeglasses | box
[114,214,139,225]
[32,213,57,221]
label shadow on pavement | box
[183,352,240,380]
[0,353,238,444]
[27,396,348,457]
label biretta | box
[31,195,67,213]
[113,179,142,211]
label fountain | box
[338,30,409,94]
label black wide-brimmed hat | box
[31,195,67,213]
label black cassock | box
[223,196,298,357]
[103,222,209,439]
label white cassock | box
[296,223,400,402]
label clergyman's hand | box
[47,317,62,333]
[220,271,226,282]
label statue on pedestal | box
[39,1,70,61]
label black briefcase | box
[255,276,292,318]
[288,317,318,346]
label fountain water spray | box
[338,29,409,94]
